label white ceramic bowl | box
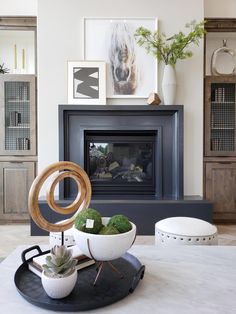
[72,217,136,261]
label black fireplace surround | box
[59,105,183,199]
[31,105,213,236]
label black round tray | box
[14,245,145,312]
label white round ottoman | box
[155,217,218,246]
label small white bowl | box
[73,217,136,261]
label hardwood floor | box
[0,224,235,258]
[216,224,236,245]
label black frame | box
[59,105,183,199]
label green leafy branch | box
[134,20,206,67]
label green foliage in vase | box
[42,245,77,278]
[0,63,9,74]
[134,20,206,67]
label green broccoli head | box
[74,208,102,234]
[107,214,132,233]
[99,225,120,235]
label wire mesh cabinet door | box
[0,74,36,156]
[205,76,236,157]
[0,161,35,220]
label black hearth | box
[59,105,183,199]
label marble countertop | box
[0,245,236,314]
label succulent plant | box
[0,63,9,74]
[42,245,77,278]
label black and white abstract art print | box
[68,61,106,104]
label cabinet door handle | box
[219,162,233,164]
[9,161,23,163]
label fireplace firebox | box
[84,130,157,195]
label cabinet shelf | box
[0,75,36,156]
[211,127,235,130]
[0,18,37,223]
[205,76,236,156]
[7,125,30,129]
[7,100,30,103]
[211,101,235,104]
[204,18,236,223]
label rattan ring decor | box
[28,161,92,232]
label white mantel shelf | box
[0,245,236,313]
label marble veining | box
[0,245,236,313]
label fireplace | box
[59,105,183,199]
[31,105,214,236]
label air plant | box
[0,63,10,74]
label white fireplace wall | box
[37,0,204,196]
[1,0,235,197]
[0,0,37,15]
[205,0,236,18]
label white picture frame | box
[68,61,106,104]
[83,17,158,99]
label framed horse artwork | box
[83,17,158,99]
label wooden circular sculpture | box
[28,161,92,232]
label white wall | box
[204,0,236,17]
[0,0,37,74]
[204,0,236,80]
[37,0,204,196]
[0,30,35,74]
[205,33,236,75]
[0,0,37,16]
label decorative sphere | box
[74,208,102,234]
[107,214,132,233]
[99,225,119,235]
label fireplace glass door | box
[85,131,156,195]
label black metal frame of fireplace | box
[84,130,158,195]
[59,105,183,199]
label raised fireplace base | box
[31,196,213,236]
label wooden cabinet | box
[205,162,236,222]
[204,76,236,221]
[0,161,35,221]
[0,74,36,156]
[0,75,37,222]
[205,76,236,157]
[0,18,37,223]
[204,19,236,222]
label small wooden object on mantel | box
[147,92,161,105]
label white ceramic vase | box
[162,64,177,105]
[41,269,77,299]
